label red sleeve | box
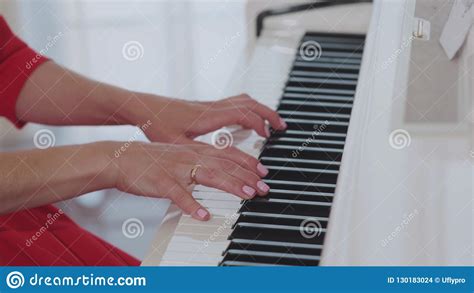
[0,16,49,128]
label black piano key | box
[221,249,320,266]
[260,156,341,170]
[287,76,358,90]
[278,100,353,115]
[285,85,356,97]
[270,129,347,142]
[226,239,323,260]
[265,188,334,201]
[282,119,348,133]
[295,55,362,65]
[229,238,324,251]
[292,62,360,75]
[265,167,338,184]
[267,137,345,149]
[229,222,326,246]
[262,179,335,194]
[238,199,331,218]
[291,70,359,80]
[303,32,365,44]
[261,145,343,163]
[235,211,329,228]
[281,93,354,104]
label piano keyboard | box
[143,31,366,266]
[219,32,366,266]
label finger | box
[209,157,270,196]
[194,165,257,199]
[204,107,267,137]
[232,109,268,138]
[164,176,210,221]
[236,94,287,130]
[198,145,268,177]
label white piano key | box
[192,191,239,201]
[165,238,229,254]
[175,223,233,235]
[197,199,242,210]
[179,214,238,226]
[174,232,228,242]
[161,251,222,264]
[159,260,218,266]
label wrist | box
[92,141,121,190]
[113,92,168,126]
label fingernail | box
[264,125,271,138]
[242,185,256,197]
[279,118,287,129]
[257,181,270,193]
[257,163,269,176]
[196,208,209,220]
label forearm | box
[16,61,156,126]
[0,141,116,215]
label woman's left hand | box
[123,93,287,144]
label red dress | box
[0,16,139,266]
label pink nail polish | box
[242,185,256,197]
[257,181,270,192]
[279,118,287,129]
[264,126,271,138]
[196,208,209,220]
[257,163,269,176]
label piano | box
[142,0,473,266]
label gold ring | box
[190,164,202,185]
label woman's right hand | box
[109,141,270,221]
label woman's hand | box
[111,141,271,221]
[121,93,287,144]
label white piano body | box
[142,0,473,266]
